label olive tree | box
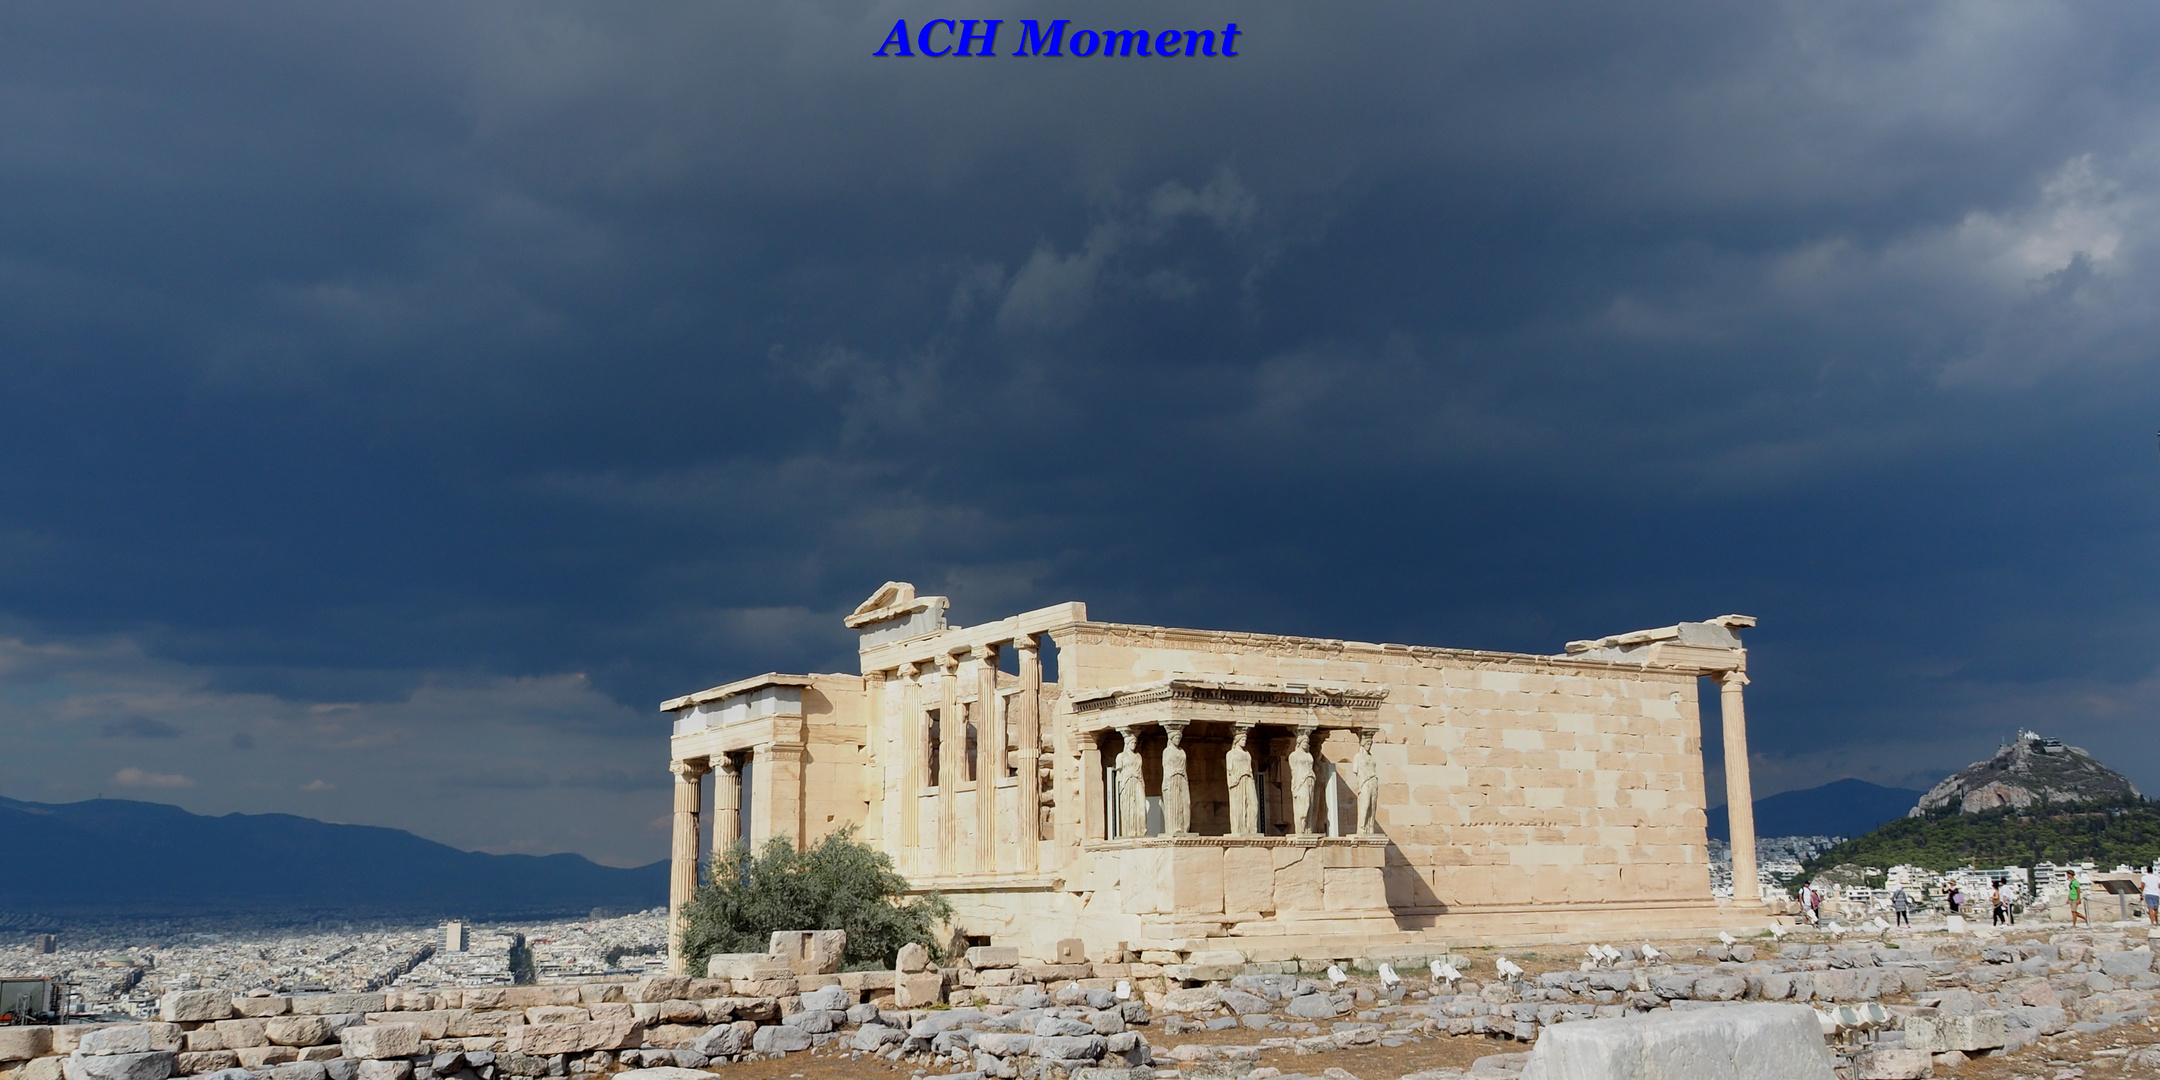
[678,825,953,973]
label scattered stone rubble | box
[1,912,668,1017]
[7,923,2160,1080]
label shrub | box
[678,825,953,974]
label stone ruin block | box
[1518,1003,1835,1080]
[159,992,234,1024]
[964,945,1020,970]
[626,976,690,1004]
[0,1027,54,1063]
[896,943,931,973]
[1851,1048,1932,1080]
[336,1025,422,1062]
[893,972,945,1009]
[1904,1011,2007,1053]
[767,930,847,975]
[706,954,792,981]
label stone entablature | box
[1070,677,1387,722]
[656,584,1767,971]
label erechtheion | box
[658,583,1765,972]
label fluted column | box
[896,663,924,876]
[666,758,706,974]
[937,653,961,877]
[1717,670,1760,906]
[973,644,1002,873]
[1014,636,1042,872]
[713,755,740,857]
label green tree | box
[507,935,536,985]
[678,826,954,974]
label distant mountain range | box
[0,794,665,921]
[1706,778,1927,842]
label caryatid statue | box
[1226,725,1258,836]
[1115,727,1147,838]
[1161,723,1190,836]
[1353,729,1380,835]
[1289,725,1317,836]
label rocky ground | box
[739,917,2160,1080]
[10,917,2160,1080]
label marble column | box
[1081,734,1105,841]
[666,758,706,974]
[1014,636,1043,871]
[713,755,740,856]
[974,643,1001,874]
[896,663,923,876]
[937,653,961,877]
[1160,721,1191,836]
[1226,724,1258,836]
[1717,670,1760,906]
[1289,726,1317,837]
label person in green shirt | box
[2069,875,2088,927]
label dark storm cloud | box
[101,717,181,739]
[2,0,2158,862]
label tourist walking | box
[1948,883,1963,915]
[1891,884,1911,927]
[2070,874,2088,927]
[1990,880,2008,926]
[2142,865,2160,926]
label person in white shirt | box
[2142,867,2160,926]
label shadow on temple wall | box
[1383,841,1446,928]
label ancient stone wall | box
[1057,625,1713,916]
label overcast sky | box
[3,1,2157,867]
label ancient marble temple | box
[657,583,1765,971]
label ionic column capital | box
[1716,670,1751,688]
[973,642,1001,663]
[1013,634,1040,655]
[936,652,961,673]
[670,759,707,781]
